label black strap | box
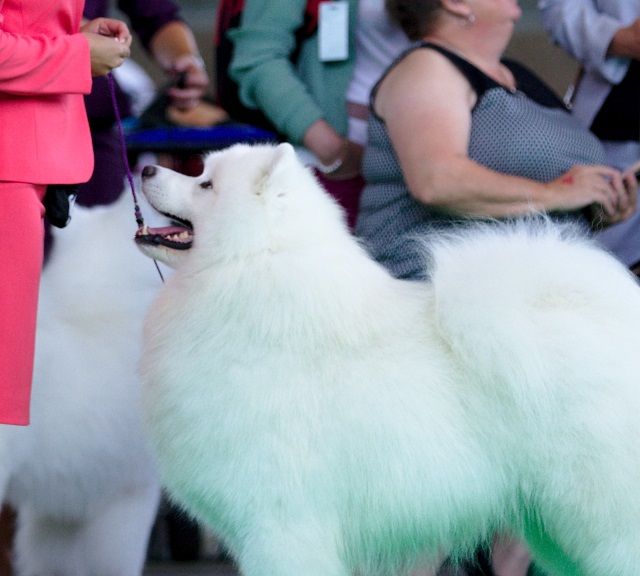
[418,41,496,99]
[370,41,567,120]
[591,60,640,142]
[423,42,568,110]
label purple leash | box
[107,72,144,227]
[107,72,164,282]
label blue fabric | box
[123,123,277,152]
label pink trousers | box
[0,182,45,426]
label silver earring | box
[466,13,476,25]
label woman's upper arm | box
[376,50,475,205]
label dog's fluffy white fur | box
[0,193,164,576]
[138,143,640,576]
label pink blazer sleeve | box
[0,30,92,95]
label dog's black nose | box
[142,165,157,179]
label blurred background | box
[122,0,579,100]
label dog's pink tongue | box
[136,226,186,236]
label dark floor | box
[144,561,237,575]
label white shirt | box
[346,0,410,145]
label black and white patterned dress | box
[356,42,607,280]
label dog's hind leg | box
[14,482,160,576]
[237,522,350,576]
[525,522,640,576]
[13,507,85,576]
[522,517,581,576]
[83,481,161,576]
[523,496,640,576]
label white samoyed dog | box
[0,192,165,576]
[136,143,640,576]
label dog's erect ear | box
[271,142,297,175]
[256,143,298,197]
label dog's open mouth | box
[135,220,194,251]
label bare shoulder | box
[375,46,476,120]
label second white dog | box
[0,193,164,576]
[137,143,640,576]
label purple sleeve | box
[83,0,110,21]
[116,0,183,50]
[83,0,182,50]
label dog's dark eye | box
[200,180,213,190]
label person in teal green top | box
[227,0,364,229]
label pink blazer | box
[0,0,94,184]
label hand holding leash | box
[81,18,132,77]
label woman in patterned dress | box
[356,0,638,281]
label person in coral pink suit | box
[0,0,132,425]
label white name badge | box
[318,1,349,62]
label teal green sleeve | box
[228,0,324,144]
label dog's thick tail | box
[426,218,639,416]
